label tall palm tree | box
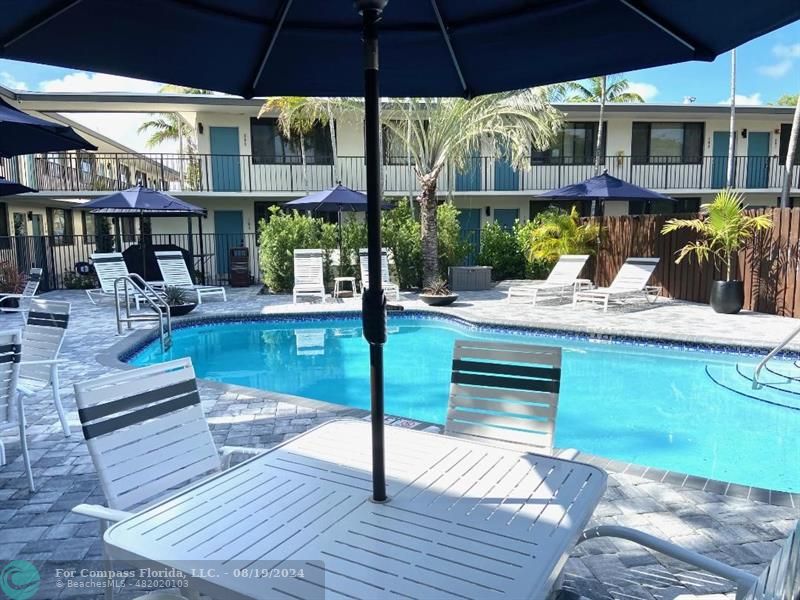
[380,90,563,285]
[559,75,645,103]
[259,97,340,192]
[138,113,198,188]
[780,94,800,208]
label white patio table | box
[104,420,607,600]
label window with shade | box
[531,122,606,165]
[779,124,800,166]
[46,207,74,245]
[632,122,704,164]
[250,117,333,166]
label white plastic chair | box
[293,249,326,303]
[87,252,163,309]
[0,267,42,320]
[573,257,661,311]
[18,298,71,438]
[155,250,226,304]
[0,329,35,491]
[359,248,400,300]
[507,254,590,305]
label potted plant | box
[661,189,772,314]
[161,286,197,316]
[419,278,459,306]
[0,262,25,309]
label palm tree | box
[380,90,563,286]
[559,75,645,103]
[259,97,340,192]
[159,84,213,95]
[780,94,800,208]
[138,113,198,189]
[520,207,599,264]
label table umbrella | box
[541,171,675,214]
[0,176,36,197]
[3,0,797,502]
[0,96,96,157]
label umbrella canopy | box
[0,97,96,157]
[3,0,796,502]
[0,176,36,197]
[540,172,676,203]
[84,186,205,216]
[284,184,370,213]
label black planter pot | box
[709,280,744,314]
[419,293,458,306]
[152,303,197,316]
[0,297,20,310]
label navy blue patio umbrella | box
[283,184,371,213]
[0,96,96,158]
[3,0,797,501]
[540,171,675,214]
[0,176,36,197]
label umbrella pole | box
[358,0,388,503]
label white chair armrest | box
[18,359,68,366]
[71,503,132,523]
[219,445,266,469]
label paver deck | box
[0,285,796,599]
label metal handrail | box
[752,321,800,388]
[113,274,172,352]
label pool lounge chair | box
[18,298,71,438]
[359,248,400,301]
[293,249,326,303]
[573,257,661,312]
[0,330,35,491]
[87,252,164,309]
[445,339,576,459]
[155,250,226,304]
[507,254,590,305]
[0,267,41,319]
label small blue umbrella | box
[284,184,369,213]
[83,185,205,215]
[0,97,96,158]
[0,176,36,197]
[540,171,676,205]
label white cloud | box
[758,43,800,79]
[38,71,162,94]
[0,71,28,91]
[626,81,658,102]
[718,93,763,106]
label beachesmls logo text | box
[0,560,40,600]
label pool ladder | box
[752,320,800,389]
[114,274,172,352]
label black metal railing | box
[1,153,798,195]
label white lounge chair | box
[87,252,163,309]
[70,358,264,597]
[507,254,590,305]
[155,250,226,304]
[359,248,400,301]
[293,249,326,303]
[0,267,41,320]
[18,298,71,438]
[0,329,35,491]
[573,257,661,312]
[445,339,576,459]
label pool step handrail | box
[113,274,172,352]
[752,321,800,389]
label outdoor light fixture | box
[741,129,748,138]
[485,206,491,216]
[27,211,33,221]
[197,123,204,134]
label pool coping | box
[99,308,800,508]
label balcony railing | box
[1,153,798,195]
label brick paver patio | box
[0,285,796,599]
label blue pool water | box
[130,316,800,492]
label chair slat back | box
[359,248,392,289]
[545,255,589,285]
[21,299,70,383]
[446,339,562,454]
[20,268,42,298]
[293,249,324,287]
[155,251,194,287]
[609,257,659,291]
[742,521,800,599]
[74,358,221,510]
[91,253,130,293]
[0,330,22,427]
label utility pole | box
[726,49,736,188]
[780,94,800,208]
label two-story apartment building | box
[0,85,797,286]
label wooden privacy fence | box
[585,208,800,318]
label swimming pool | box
[129,314,800,492]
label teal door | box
[494,144,519,190]
[711,131,732,188]
[214,210,244,278]
[455,151,481,191]
[494,208,519,230]
[746,132,770,188]
[210,127,241,192]
[457,208,481,265]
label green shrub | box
[477,222,527,280]
[381,202,422,289]
[518,207,599,269]
[437,202,469,280]
[340,215,368,278]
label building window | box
[81,211,96,237]
[119,165,131,187]
[531,122,606,166]
[382,121,412,165]
[631,122,704,164]
[779,124,800,166]
[0,203,8,249]
[13,212,26,236]
[46,207,74,245]
[250,117,333,166]
[120,217,137,242]
[134,170,148,187]
[254,201,280,227]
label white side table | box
[333,276,358,298]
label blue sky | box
[0,20,796,151]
